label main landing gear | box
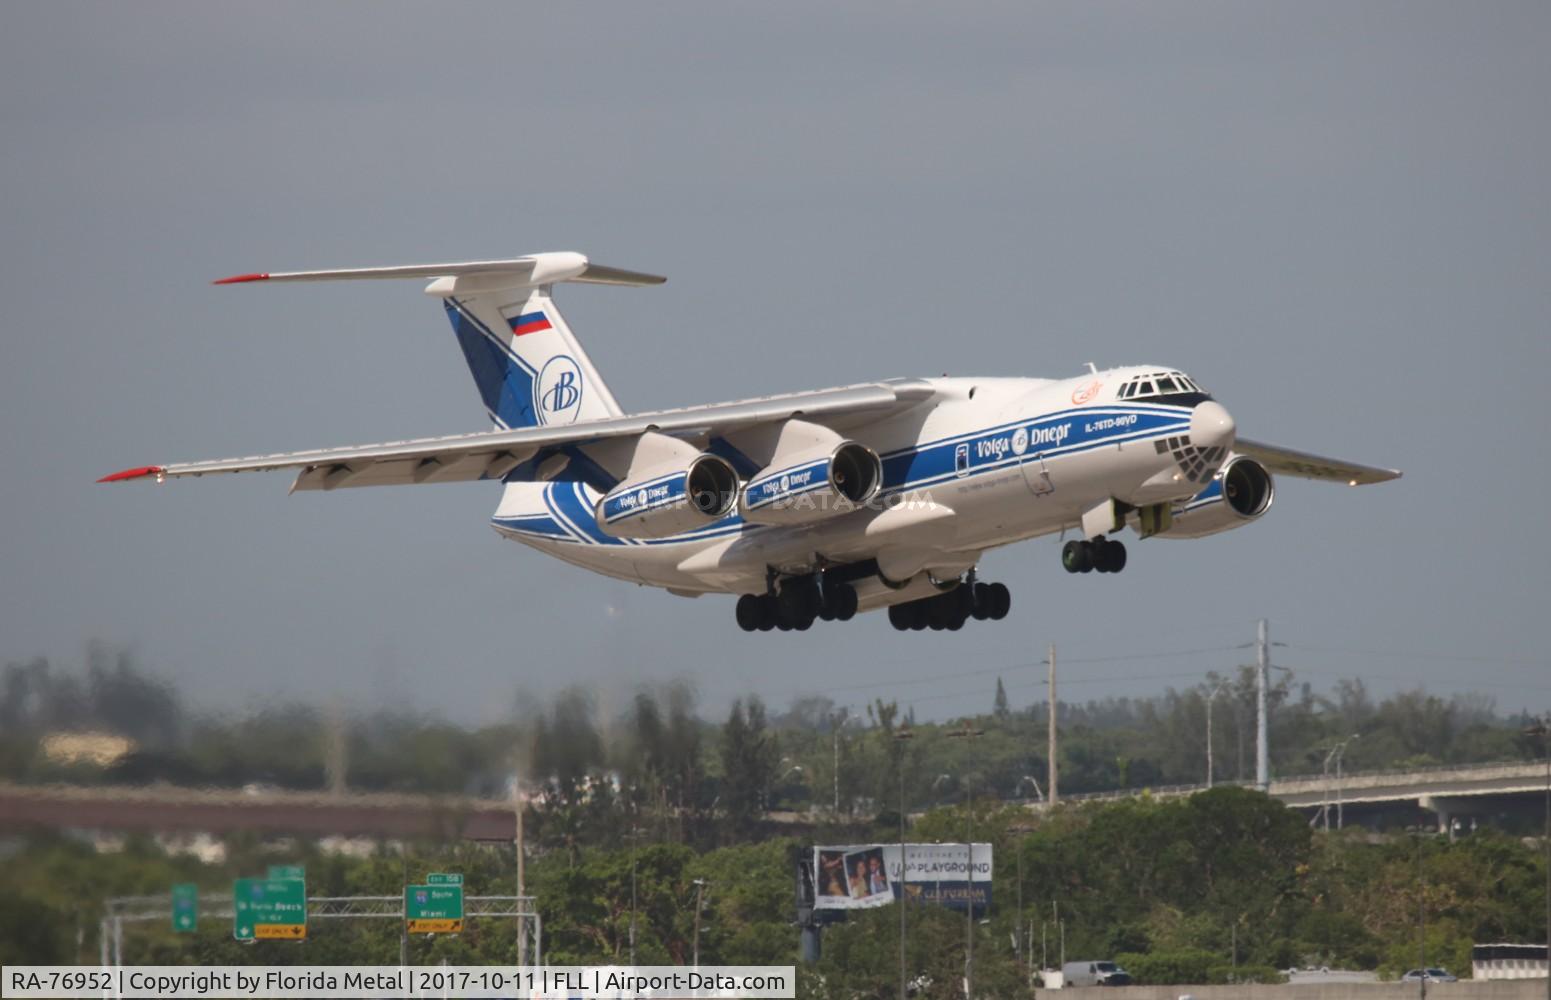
[1061,535,1127,574]
[735,574,858,632]
[887,580,1009,632]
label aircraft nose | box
[1190,400,1236,450]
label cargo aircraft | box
[101,253,1400,632]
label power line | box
[1284,642,1547,670]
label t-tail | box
[214,251,664,429]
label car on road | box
[1062,960,1132,986]
[1401,968,1458,983]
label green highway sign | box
[267,864,305,880]
[234,877,306,941]
[406,874,463,933]
[171,883,197,933]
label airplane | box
[100,252,1400,633]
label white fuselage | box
[490,367,1234,607]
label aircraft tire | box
[1108,540,1127,572]
[987,582,1011,620]
[756,595,778,631]
[888,603,912,631]
[909,601,929,631]
[1091,539,1114,573]
[971,583,993,620]
[825,579,862,620]
[1062,540,1090,573]
[735,594,761,631]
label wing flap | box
[1234,438,1401,485]
[101,380,934,487]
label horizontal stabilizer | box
[214,252,665,291]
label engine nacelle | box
[595,452,739,540]
[740,436,882,526]
[1159,455,1274,539]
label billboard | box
[812,843,992,913]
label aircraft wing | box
[1233,438,1401,486]
[98,380,934,492]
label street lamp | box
[895,728,915,1000]
[1204,679,1228,787]
[1318,735,1360,833]
[946,724,985,1000]
[1522,716,1550,1000]
[691,878,710,970]
[1333,735,1359,830]
[1015,775,1044,803]
[830,709,859,817]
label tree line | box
[4,790,1545,994]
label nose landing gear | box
[1062,535,1127,574]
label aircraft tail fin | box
[215,252,664,429]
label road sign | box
[171,883,197,933]
[267,865,305,880]
[405,874,463,934]
[234,877,306,941]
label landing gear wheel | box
[1107,540,1127,572]
[971,583,993,620]
[826,582,859,622]
[888,603,912,631]
[735,594,761,632]
[1062,539,1091,574]
[986,582,1011,621]
[756,595,778,631]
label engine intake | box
[596,453,738,539]
[1159,455,1274,539]
[741,440,882,525]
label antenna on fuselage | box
[1084,362,1098,374]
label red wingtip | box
[212,272,269,285]
[97,465,164,484]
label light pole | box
[1334,735,1359,830]
[895,728,915,1000]
[1523,717,1550,1000]
[691,878,709,970]
[1204,679,1227,787]
[1409,822,1427,1000]
[946,724,985,999]
[831,709,857,817]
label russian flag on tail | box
[508,311,552,337]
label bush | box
[1115,949,1216,985]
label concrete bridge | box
[1042,759,1551,831]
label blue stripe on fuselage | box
[494,404,1194,547]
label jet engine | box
[1158,455,1274,538]
[593,437,739,540]
[739,421,882,526]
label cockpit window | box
[1118,371,1210,403]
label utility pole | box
[692,879,709,970]
[1205,680,1226,788]
[514,776,527,966]
[947,725,985,999]
[1256,619,1270,791]
[1525,717,1551,1000]
[895,728,914,1000]
[1047,644,1058,805]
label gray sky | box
[2,2,1547,724]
